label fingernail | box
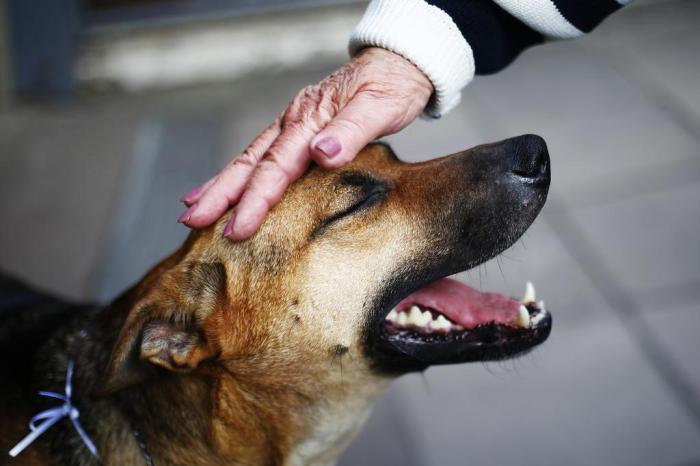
[180,186,203,204]
[315,136,341,158]
[223,213,236,238]
[178,204,197,224]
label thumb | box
[309,94,394,169]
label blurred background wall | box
[1,1,699,465]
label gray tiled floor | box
[642,302,700,394]
[572,181,700,295]
[585,0,700,130]
[1,2,699,466]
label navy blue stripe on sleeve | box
[554,0,624,32]
[426,0,544,75]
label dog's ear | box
[95,261,226,395]
[96,316,217,396]
[140,320,212,372]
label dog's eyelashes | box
[327,189,386,224]
[313,185,388,237]
[343,188,386,216]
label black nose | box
[508,134,550,182]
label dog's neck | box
[39,305,387,466]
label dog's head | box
[97,135,551,458]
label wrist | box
[349,0,474,118]
[355,47,433,98]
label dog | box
[0,135,551,466]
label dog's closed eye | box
[313,171,389,237]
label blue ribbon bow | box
[9,359,99,459]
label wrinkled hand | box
[178,47,433,240]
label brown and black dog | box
[1,135,551,466]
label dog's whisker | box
[495,255,507,283]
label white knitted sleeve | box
[349,0,474,119]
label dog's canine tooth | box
[516,304,531,328]
[386,309,398,322]
[521,281,536,303]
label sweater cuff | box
[349,0,474,119]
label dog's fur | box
[1,139,549,466]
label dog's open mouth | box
[375,278,551,368]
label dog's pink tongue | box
[396,278,520,328]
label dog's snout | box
[508,134,549,182]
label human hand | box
[178,47,433,240]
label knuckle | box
[302,84,322,101]
[317,96,338,120]
[285,85,320,118]
[282,84,336,131]
[279,119,303,136]
[260,149,291,175]
[232,149,259,169]
[262,147,306,179]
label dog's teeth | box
[516,304,531,328]
[396,312,408,326]
[529,301,547,325]
[407,306,424,325]
[386,309,398,322]
[521,281,536,303]
[531,309,546,325]
[431,315,452,331]
[416,309,432,327]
